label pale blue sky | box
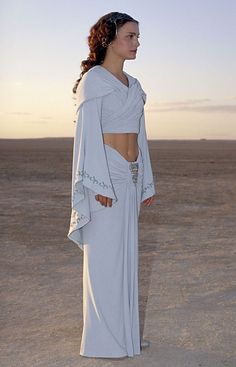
[1,0,236,139]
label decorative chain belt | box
[129,162,139,184]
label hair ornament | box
[101,37,111,48]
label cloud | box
[146,99,236,113]
[8,112,33,116]
[7,112,53,119]
[6,112,53,123]
[159,99,211,107]
[25,120,49,125]
[39,116,52,120]
[26,116,53,124]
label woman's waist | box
[103,132,139,162]
[103,143,143,186]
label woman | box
[67,11,156,358]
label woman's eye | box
[127,34,140,40]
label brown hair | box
[72,12,138,93]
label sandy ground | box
[0,138,236,367]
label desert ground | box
[0,138,236,367]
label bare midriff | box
[103,133,139,162]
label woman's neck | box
[101,58,125,77]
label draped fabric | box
[67,65,155,250]
[98,66,144,133]
[80,144,143,357]
[67,65,156,358]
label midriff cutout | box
[103,133,139,162]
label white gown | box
[67,65,155,358]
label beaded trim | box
[70,209,87,227]
[129,162,139,184]
[142,182,154,195]
[77,169,113,190]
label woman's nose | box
[136,38,140,47]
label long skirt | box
[80,143,144,358]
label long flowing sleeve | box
[67,96,117,249]
[138,109,156,202]
[67,66,156,249]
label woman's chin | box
[126,54,137,60]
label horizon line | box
[0,137,236,141]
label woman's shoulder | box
[75,66,114,105]
[79,65,106,87]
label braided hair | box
[72,12,138,93]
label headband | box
[102,13,135,48]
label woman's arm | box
[68,97,117,247]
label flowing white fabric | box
[67,65,155,250]
[67,65,156,358]
[80,144,143,357]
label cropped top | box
[98,66,145,134]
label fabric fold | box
[68,97,118,250]
[138,110,156,201]
[67,65,155,250]
[79,144,143,357]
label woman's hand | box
[95,194,113,207]
[142,195,155,207]
[95,194,156,207]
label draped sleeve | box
[137,84,156,202]
[67,70,117,250]
[67,66,156,249]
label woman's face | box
[109,21,140,60]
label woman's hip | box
[104,144,143,187]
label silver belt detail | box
[129,162,139,184]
